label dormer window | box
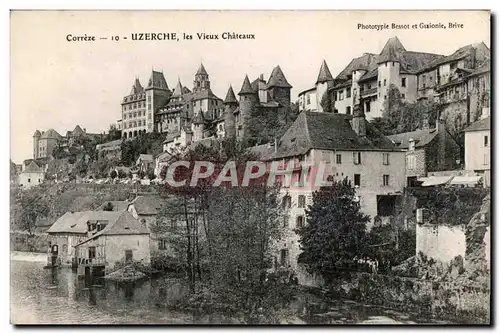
[409,138,416,151]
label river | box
[10,253,446,324]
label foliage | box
[370,85,443,135]
[107,124,122,141]
[11,187,50,235]
[102,202,114,211]
[110,170,118,179]
[117,169,127,179]
[297,178,370,276]
[121,132,164,166]
[147,170,156,180]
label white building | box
[18,161,44,188]
[464,116,491,187]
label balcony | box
[361,87,377,98]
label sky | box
[10,10,490,164]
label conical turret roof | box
[377,36,406,64]
[267,65,292,89]
[224,86,238,104]
[33,130,41,137]
[172,78,183,97]
[196,63,208,76]
[238,75,255,95]
[316,60,334,84]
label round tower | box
[191,109,206,142]
[315,60,334,113]
[33,130,41,159]
[238,75,259,139]
[223,85,238,139]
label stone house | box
[74,211,150,276]
[18,161,44,188]
[464,116,491,187]
[136,154,154,173]
[387,118,461,186]
[250,109,407,284]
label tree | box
[297,178,370,277]
[107,124,122,141]
[102,202,114,211]
[13,188,50,236]
[117,169,127,179]
[110,170,117,179]
[137,170,146,179]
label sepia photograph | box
[9,10,491,325]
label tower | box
[191,109,206,142]
[33,130,41,159]
[238,75,259,139]
[377,37,405,113]
[193,63,210,93]
[145,70,171,133]
[315,60,334,112]
[266,65,292,120]
[223,85,238,139]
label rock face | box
[465,195,490,273]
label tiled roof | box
[33,130,41,137]
[191,89,221,101]
[399,51,443,74]
[130,195,162,215]
[224,85,238,104]
[47,211,123,234]
[387,128,439,149]
[267,65,292,89]
[130,78,144,94]
[146,70,169,90]
[464,117,490,132]
[75,211,149,246]
[248,144,276,161]
[377,37,407,64]
[238,75,255,95]
[316,60,334,84]
[23,161,43,173]
[433,43,487,67]
[257,112,399,160]
[172,79,183,97]
[71,125,85,136]
[335,53,378,81]
[40,129,62,140]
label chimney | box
[352,102,366,137]
[259,74,264,80]
[84,128,87,133]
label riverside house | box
[74,210,150,277]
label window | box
[383,174,390,186]
[125,250,133,262]
[336,154,342,164]
[346,106,351,115]
[383,153,390,165]
[38,179,41,183]
[280,249,289,267]
[409,139,416,151]
[402,94,406,99]
[354,174,361,187]
[384,79,387,86]
[401,78,406,87]
[334,109,339,114]
[407,155,417,169]
[158,239,168,250]
[88,246,96,259]
[298,195,306,208]
[147,96,151,102]
[346,88,351,98]
[28,178,31,183]
[384,95,387,100]
[378,81,381,87]
[296,215,304,228]
[283,217,289,228]
[339,90,344,100]
[306,94,310,104]
[484,135,489,147]
[353,152,361,164]
[365,101,371,112]
[281,195,292,210]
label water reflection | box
[11,259,437,324]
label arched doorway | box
[123,132,128,139]
[133,130,138,137]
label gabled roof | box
[336,53,378,81]
[433,42,489,67]
[464,117,490,132]
[263,112,398,160]
[75,211,149,246]
[130,195,161,215]
[47,211,123,234]
[224,85,238,104]
[146,70,169,90]
[196,63,208,76]
[191,89,221,101]
[238,75,255,95]
[40,129,62,140]
[71,125,85,136]
[267,65,292,89]
[316,60,334,84]
[387,128,439,149]
[23,161,43,173]
[399,51,443,74]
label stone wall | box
[322,271,490,324]
[416,224,466,264]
